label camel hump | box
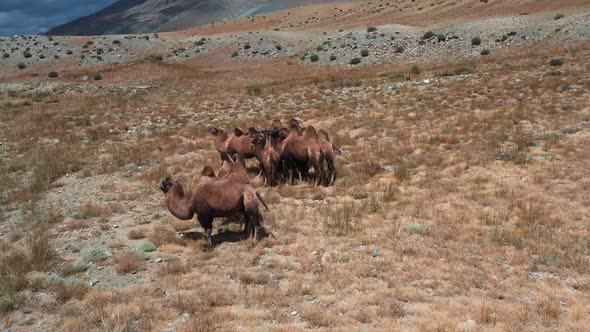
[303,125,319,141]
[318,129,331,142]
[234,127,246,137]
[227,163,250,184]
[201,165,216,178]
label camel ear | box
[318,129,330,142]
[201,165,216,178]
[272,119,283,129]
[288,119,300,128]
[248,127,258,136]
[234,128,246,137]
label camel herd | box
[158,119,339,249]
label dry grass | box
[114,251,142,274]
[1,30,589,331]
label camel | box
[251,131,281,186]
[282,119,341,186]
[279,123,324,186]
[317,129,341,186]
[208,127,256,160]
[158,161,268,249]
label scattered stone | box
[260,261,273,269]
[290,310,298,316]
[155,258,163,263]
[89,279,100,287]
[371,248,381,257]
[22,309,32,314]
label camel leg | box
[197,214,213,249]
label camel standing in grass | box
[279,123,324,186]
[209,127,256,160]
[251,131,281,186]
[317,129,341,186]
[158,161,268,249]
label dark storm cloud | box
[0,0,118,36]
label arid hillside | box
[1,1,589,331]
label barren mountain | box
[46,0,350,36]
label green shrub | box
[310,54,319,62]
[395,46,404,53]
[112,40,121,44]
[481,48,490,55]
[349,57,361,65]
[86,40,93,45]
[244,44,251,50]
[367,26,378,33]
[554,13,565,20]
[247,85,262,96]
[81,246,107,262]
[93,73,102,81]
[39,54,45,59]
[454,67,473,75]
[422,31,435,39]
[2,52,9,58]
[411,66,420,75]
[408,223,425,235]
[329,55,336,61]
[23,51,32,58]
[149,54,163,61]
[66,50,73,55]
[360,49,369,57]
[17,63,26,69]
[138,241,156,252]
[471,37,481,45]
[437,34,446,42]
[231,51,238,57]
[549,58,563,66]
[30,73,39,77]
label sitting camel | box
[158,160,268,249]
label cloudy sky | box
[0,0,118,36]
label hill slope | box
[46,0,350,36]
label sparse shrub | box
[48,71,58,78]
[2,52,9,58]
[395,161,410,180]
[310,54,319,62]
[112,40,120,44]
[148,54,163,61]
[472,37,481,45]
[554,13,565,20]
[93,73,102,81]
[481,48,490,55]
[17,62,26,69]
[360,49,369,57]
[350,57,361,65]
[128,229,146,239]
[454,67,473,75]
[411,66,420,75]
[23,51,32,58]
[395,46,404,53]
[367,26,377,33]
[549,58,563,66]
[232,51,238,57]
[138,240,157,252]
[422,31,435,39]
[80,246,107,262]
[86,40,93,45]
[31,73,39,77]
[329,55,336,61]
[437,34,446,42]
[247,85,262,96]
[545,70,561,76]
[244,44,251,50]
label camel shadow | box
[178,229,249,246]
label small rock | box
[290,310,298,316]
[89,279,100,287]
[113,225,119,228]
[22,309,32,314]
[155,258,163,263]
[63,244,73,251]
[97,266,103,270]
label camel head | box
[157,176,174,193]
[271,119,283,129]
[288,118,301,129]
[250,132,266,146]
[208,127,223,136]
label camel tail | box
[256,192,269,211]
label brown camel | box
[158,161,268,249]
[251,131,281,186]
[279,123,324,186]
[208,127,256,159]
[317,129,341,186]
